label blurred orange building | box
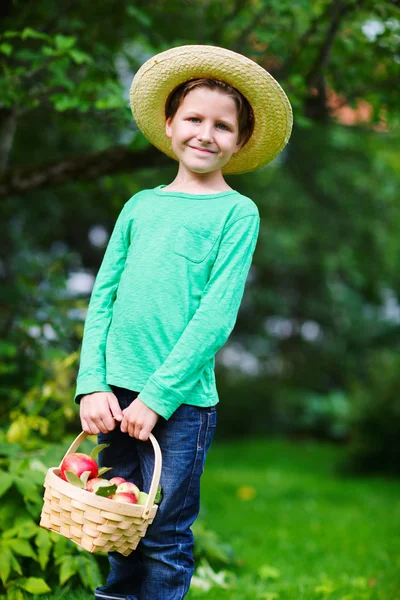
[327,88,388,131]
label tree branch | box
[303,0,368,119]
[281,2,334,77]
[212,0,249,45]
[306,0,367,89]
[0,145,172,197]
[230,6,268,53]
[0,108,17,175]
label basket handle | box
[60,431,162,518]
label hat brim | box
[130,45,293,175]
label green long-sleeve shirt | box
[75,185,260,420]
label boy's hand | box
[80,392,124,435]
[120,397,160,441]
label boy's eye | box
[186,117,230,131]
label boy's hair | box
[165,78,255,148]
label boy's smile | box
[165,87,242,175]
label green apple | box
[138,491,149,504]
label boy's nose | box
[197,124,213,143]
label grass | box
[29,437,400,599]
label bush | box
[282,390,352,442]
[339,349,400,475]
[0,434,106,599]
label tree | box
[1,0,400,452]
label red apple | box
[117,481,140,501]
[109,477,126,486]
[110,492,138,504]
[60,452,98,482]
[86,477,106,492]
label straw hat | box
[130,45,293,175]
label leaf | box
[0,440,21,457]
[2,30,20,38]
[19,577,51,594]
[50,94,81,111]
[29,459,48,474]
[59,556,79,585]
[21,27,51,41]
[126,6,152,27]
[154,484,162,504]
[69,49,91,64]
[51,533,70,561]
[6,587,24,600]
[13,475,42,505]
[0,470,14,497]
[0,43,12,55]
[76,554,102,590]
[190,558,235,591]
[95,96,125,110]
[0,544,12,584]
[94,483,117,497]
[41,45,56,57]
[79,470,91,486]
[65,471,85,488]
[7,538,37,559]
[191,521,234,565]
[9,550,22,576]
[98,466,112,476]
[3,518,38,539]
[90,443,110,460]
[54,34,76,51]
[35,529,52,570]
[47,69,75,91]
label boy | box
[75,45,292,600]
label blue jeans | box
[94,385,217,600]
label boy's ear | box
[233,138,243,154]
[165,117,172,139]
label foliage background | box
[1,0,399,597]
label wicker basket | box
[40,431,162,556]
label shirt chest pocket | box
[173,223,218,264]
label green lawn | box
[31,438,400,599]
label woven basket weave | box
[40,431,162,556]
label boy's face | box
[165,87,243,175]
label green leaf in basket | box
[79,470,91,486]
[154,484,162,504]
[94,482,117,497]
[98,466,112,476]
[90,443,110,460]
[65,471,85,488]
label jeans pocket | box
[202,407,217,473]
[159,404,203,454]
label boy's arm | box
[138,213,260,419]
[74,204,131,403]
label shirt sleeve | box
[138,214,260,419]
[74,204,131,403]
